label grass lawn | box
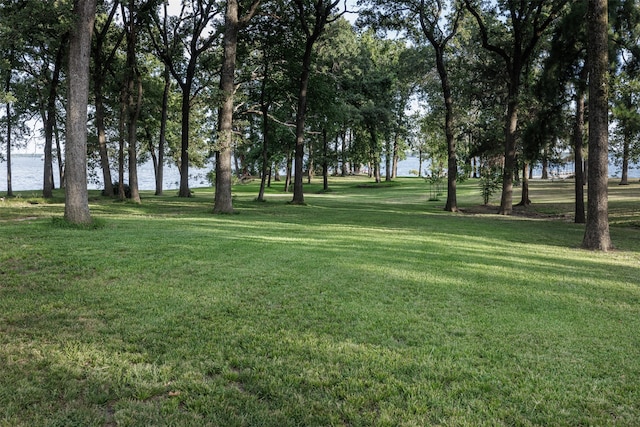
[1,177,639,426]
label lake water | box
[1,154,637,193]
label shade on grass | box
[1,177,639,426]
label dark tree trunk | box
[292,37,314,204]
[574,66,587,224]
[5,75,13,197]
[499,91,518,215]
[582,0,612,251]
[65,0,97,224]
[322,128,329,191]
[517,162,531,206]
[619,129,630,185]
[43,44,65,198]
[156,65,170,196]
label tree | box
[65,0,97,224]
[150,0,222,198]
[582,0,613,251]
[464,0,569,215]
[290,0,343,204]
[214,0,261,214]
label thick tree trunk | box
[65,0,97,224]
[582,0,612,251]
[214,0,240,213]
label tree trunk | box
[307,140,314,184]
[574,66,587,224]
[517,162,531,206]
[619,129,630,185]
[43,44,65,198]
[64,0,97,224]
[5,76,13,197]
[94,79,113,196]
[124,0,141,204]
[582,0,612,251]
[385,139,392,182]
[498,92,518,215]
[178,78,192,197]
[156,65,170,196]
[257,85,270,202]
[292,37,314,204]
[214,0,240,213]
[322,128,329,191]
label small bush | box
[479,167,503,205]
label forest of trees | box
[1,0,638,250]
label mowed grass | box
[1,177,639,426]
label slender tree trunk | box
[95,80,113,195]
[214,0,240,213]
[292,38,314,204]
[582,0,612,251]
[54,120,64,188]
[392,134,399,179]
[65,0,97,224]
[118,87,126,200]
[5,78,13,197]
[285,149,292,192]
[156,65,170,196]
[307,140,314,184]
[517,162,531,206]
[322,128,329,191]
[127,71,142,204]
[385,139,392,182]
[619,129,630,185]
[257,88,270,202]
[574,68,587,224]
[43,45,65,198]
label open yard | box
[1,177,639,426]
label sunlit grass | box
[1,177,639,425]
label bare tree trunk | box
[65,0,97,224]
[5,75,13,197]
[619,129,630,185]
[156,65,170,196]
[582,0,612,251]
[215,0,241,212]
[517,162,531,206]
[499,93,518,214]
[574,66,587,224]
[43,44,65,198]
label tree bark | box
[5,73,13,197]
[582,0,613,251]
[292,36,314,204]
[573,66,587,224]
[64,0,97,224]
[43,44,65,198]
[215,0,241,213]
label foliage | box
[479,165,502,205]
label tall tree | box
[65,0,97,224]
[150,0,222,198]
[582,0,613,250]
[464,0,569,214]
[290,0,343,204]
[92,0,122,197]
[214,0,261,214]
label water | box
[1,155,637,193]
[0,155,212,193]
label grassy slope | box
[1,178,639,426]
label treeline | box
[0,1,637,248]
